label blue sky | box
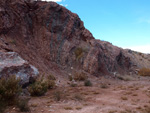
[43,0,150,53]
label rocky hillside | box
[0,0,150,77]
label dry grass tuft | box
[17,98,30,112]
[74,72,88,81]
[28,77,48,96]
[84,80,92,86]
[121,96,128,100]
[64,107,73,110]
[138,68,150,76]
[76,107,82,110]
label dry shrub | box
[0,75,22,112]
[64,107,73,110]
[138,68,150,76]
[73,93,83,101]
[84,80,92,86]
[48,74,56,80]
[116,75,132,81]
[76,107,82,110]
[47,74,56,89]
[74,72,88,81]
[28,77,48,96]
[74,47,83,60]
[0,75,21,102]
[17,98,30,112]
[68,75,73,81]
[100,83,108,89]
[121,96,128,100]
[70,82,77,87]
[0,100,7,113]
[47,80,55,89]
[53,90,62,101]
[28,74,56,96]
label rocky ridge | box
[0,0,150,79]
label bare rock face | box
[0,52,39,87]
[0,0,149,77]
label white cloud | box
[41,0,62,2]
[124,45,150,54]
[60,3,68,7]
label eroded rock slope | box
[0,0,150,76]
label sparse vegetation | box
[76,106,82,110]
[30,103,38,107]
[53,90,62,101]
[132,94,138,96]
[138,68,150,76]
[70,82,77,87]
[74,72,88,81]
[108,110,117,113]
[68,75,73,81]
[74,47,84,60]
[121,96,128,100]
[116,75,132,81]
[64,106,73,110]
[47,80,55,89]
[0,75,22,112]
[17,98,30,112]
[73,93,83,101]
[100,83,108,89]
[9,39,16,45]
[0,100,7,113]
[0,75,21,103]
[84,80,92,86]
[28,74,56,96]
[48,74,56,80]
[28,77,48,96]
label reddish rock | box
[0,0,149,77]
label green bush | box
[84,80,92,86]
[28,77,48,96]
[0,75,21,102]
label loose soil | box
[6,75,150,113]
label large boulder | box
[0,52,39,87]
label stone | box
[0,52,39,87]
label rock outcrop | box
[0,0,149,77]
[0,52,39,87]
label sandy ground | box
[6,75,150,113]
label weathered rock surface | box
[0,52,39,86]
[0,0,149,77]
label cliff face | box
[0,0,149,76]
